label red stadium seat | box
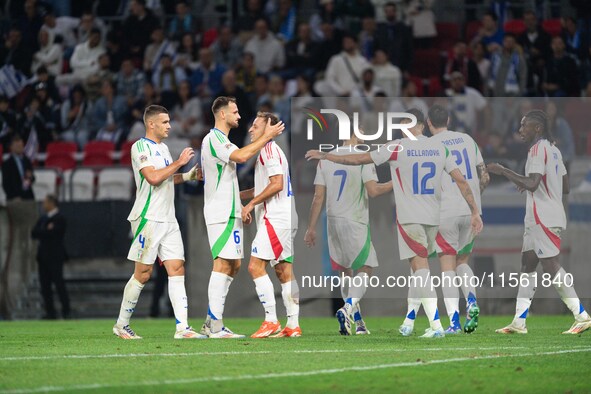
[504,20,526,35]
[202,28,218,48]
[542,18,562,37]
[83,141,115,166]
[427,76,443,96]
[408,75,425,97]
[120,141,135,166]
[45,142,77,171]
[465,21,482,41]
[434,22,461,50]
[411,49,443,78]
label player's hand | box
[305,150,326,161]
[177,147,195,166]
[304,228,316,247]
[185,164,201,181]
[516,185,526,193]
[486,163,505,176]
[264,118,285,138]
[471,214,483,235]
[242,204,253,225]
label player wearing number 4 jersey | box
[488,109,591,335]
[240,112,300,338]
[199,97,285,338]
[305,131,392,336]
[306,108,483,338]
[114,105,204,340]
[428,105,490,335]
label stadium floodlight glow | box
[305,108,418,141]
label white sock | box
[403,270,422,327]
[456,263,477,306]
[168,276,189,331]
[553,268,590,321]
[281,280,300,328]
[513,272,537,328]
[116,276,144,327]
[442,270,460,328]
[344,272,369,315]
[415,268,442,331]
[208,271,233,332]
[352,303,363,322]
[254,275,277,322]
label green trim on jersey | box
[357,166,365,204]
[213,129,226,143]
[136,141,144,153]
[139,172,145,190]
[458,239,475,255]
[351,225,372,270]
[474,141,479,156]
[428,250,437,259]
[444,146,450,158]
[210,184,237,259]
[284,256,293,264]
[131,186,152,245]
[216,163,223,188]
[209,139,218,158]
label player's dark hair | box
[406,108,425,124]
[256,111,279,126]
[428,105,449,128]
[211,96,237,114]
[143,105,169,124]
[524,109,550,139]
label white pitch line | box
[0,346,528,362]
[1,347,590,394]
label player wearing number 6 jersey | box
[428,105,490,334]
[304,131,392,336]
[488,109,591,335]
[240,112,300,338]
[306,108,483,338]
[199,97,285,339]
[114,105,204,340]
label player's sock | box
[345,272,369,315]
[513,272,537,328]
[456,263,478,306]
[207,271,232,332]
[403,271,421,327]
[281,280,300,329]
[254,275,278,322]
[352,303,363,322]
[553,268,591,321]
[442,270,460,327]
[415,268,443,331]
[168,275,189,331]
[116,275,144,327]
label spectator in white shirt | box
[56,28,105,86]
[372,49,401,97]
[244,18,285,73]
[31,28,63,76]
[143,26,177,76]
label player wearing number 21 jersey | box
[305,108,483,338]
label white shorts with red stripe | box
[327,217,378,271]
[522,225,562,258]
[396,222,438,260]
[435,215,475,256]
[251,219,296,266]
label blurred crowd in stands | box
[0,0,589,177]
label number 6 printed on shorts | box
[233,230,241,244]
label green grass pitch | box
[0,316,590,393]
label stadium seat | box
[120,140,135,166]
[542,18,562,37]
[45,142,77,171]
[32,168,58,202]
[68,168,95,201]
[83,141,115,166]
[412,49,443,79]
[427,76,443,96]
[434,22,461,50]
[96,168,133,200]
[465,20,482,41]
[408,75,425,97]
[504,19,526,35]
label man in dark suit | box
[2,135,35,201]
[374,2,413,73]
[31,194,70,319]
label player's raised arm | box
[449,168,483,234]
[476,162,490,193]
[230,118,285,163]
[487,163,542,192]
[304,184,326,247]
[305,150,373,165]
[141,147,194,187]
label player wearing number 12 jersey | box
[488,109,591,335]
[306,108,483,338]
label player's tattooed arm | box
[450,169,483,234]
[476,162,490,193]
[305,150,373,165]
[487,163,541,192]
[365,180,393,198]
[240,188,255,200]
[304,185,326,247]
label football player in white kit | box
[428,105,490,334]
[113,105,204,339]
[199,97,284,338]
[306,108,483,338]
[240,112,301,338]
[304,130,393,335]
[488,109,591,335]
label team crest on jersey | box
[139,155,148,163]
[225,143,233,150]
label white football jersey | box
[431,130,483,219]
[370,135,459,225]
[524,139,567,229]
[314,149,378,225]
[254,141,298,230]
[128,137,176,223]
[201,128,242,225]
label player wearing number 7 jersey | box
[305,108,483,338]
[488,109,591,335]
[199,97,285,338]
